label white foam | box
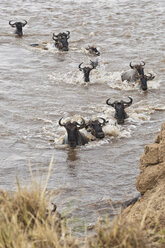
[48,67,160,92]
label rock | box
[136,162,165,194]
[121,122,165,232]
[140,143,159,169]
[159,143,165,162]
[122,182,165,229]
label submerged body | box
[59,118,88,148]
[78,61,98,82]
[121,61,155,91]
[121,69,138,82]
[85,46,100,56]
[106,97,133,124]
[52,31,70,51]
[63,131,88,147]
[9,20,27,37]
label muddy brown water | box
[1,0,165,234]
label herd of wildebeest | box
[9,20,156,148]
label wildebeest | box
[122,193,141,208]
[121,61,145,82]
[106,97,133,124]
[138,73,155,91]
[85,118,108,139]
[85,46,100,56]
[79,60,98,82]
[52,31,70,51]
[121,61,155,91]
[30,41,49,50]
[9,20,27,37]
[59,117,88,147]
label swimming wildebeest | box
[121,61,145,82]
[59,117,88,147]
[52,31,70,51]
[9,20,27,37]
[122,193,141,208]
[85,46,100,56]
[78,60,98,82]
[106,97,133,124]
[121,61,155,91]
[85,118,108,139]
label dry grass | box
[0,184,79,248]
[0,155,164,247]
[0,184,164,248]
[87,217,150,248]
[0,155,79,248]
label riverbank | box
[86,122,165,248]
[0,182,149,248]
[119,122,165,247]
[0,123,165,247]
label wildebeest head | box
[106,97,133,124]
[78,62,95,82]
[85,118,108,139]
[9,20,27,37]
[139,73,155,91]
[59,117,86,147]
[129,61,145,76]
[52,31,70,51]
[86,46,100,56]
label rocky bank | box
[121,122,165,231]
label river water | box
[1,0,165,234]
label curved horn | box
[123,97,133,107]
[76,118,86,129]
[147,73,155,80]
[66,31,70,39]
[22,20,27,27]
[59,117,65,127]
[9,20,16,27]
[140,61,145,66]
[99,117,108,125]
[52,33,58,40]
[79,62,83,71]
[106,98,115,107]
[129,62,134,69]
